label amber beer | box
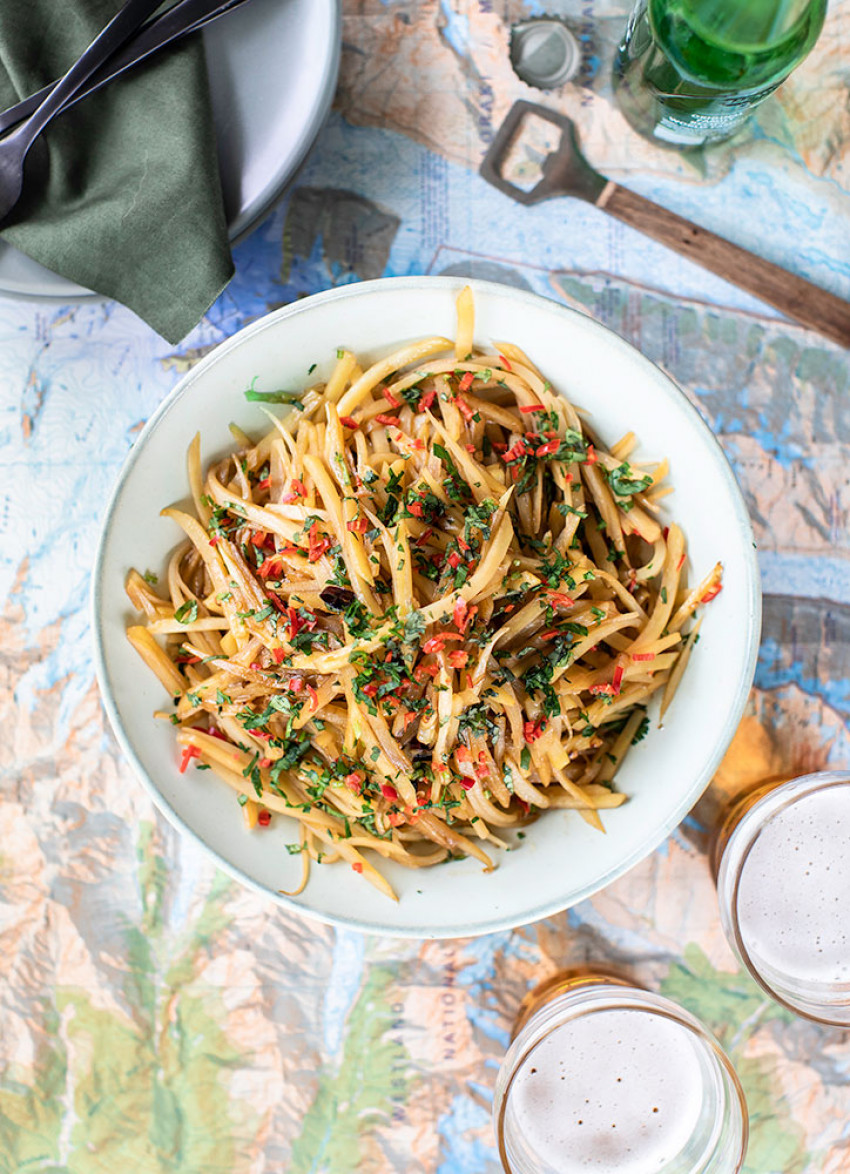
[714,770,850,1025]
[493,970,747,1173]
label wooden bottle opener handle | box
[596,181,850,348]
[480,102,850,349]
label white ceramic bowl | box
[92,278,761,938]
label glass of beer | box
[714,769,850,1025]
[493,970,748,1173]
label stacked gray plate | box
[0,0,340,299]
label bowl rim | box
[91,275,762,938]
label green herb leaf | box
[244,388,304,407]
[606,462,653,499]
[174,600,198,624]
[403,610,426,645]
[632,714,651,744]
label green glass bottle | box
[612,0,827,147]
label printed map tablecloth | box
[2,2,849,1170]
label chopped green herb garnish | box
[244,388,304,407]
[606,462,653,499]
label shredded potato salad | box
[127,288,722,900]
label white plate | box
[92,277,761,938]
[0,0,340,299]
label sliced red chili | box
[421,633,463,654]
[547,591,575,607]
[179,745,201,773]
[281,478,306,504]
[456,397,475,423]
[308,524,331,562]
[414,662,440,681]
[503,440,528,463]
[258,554,284,578]
[523,720,545,742]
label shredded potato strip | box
[125,286,721,901]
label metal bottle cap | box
[510,18,581,91]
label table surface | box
[2,2,849,1171]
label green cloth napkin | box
[0,0,234,343]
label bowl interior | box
[93,278,760,937]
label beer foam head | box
[737,784,850,986]
[505,1007,709,1172]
